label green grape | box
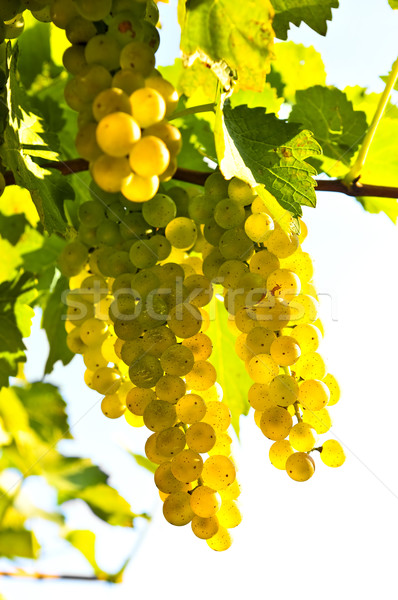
[141,21,160,52]
[248,383,274,411]
[148,234,171,261]
[112,69,145,95]
[188,194,216,225]
[167,303,202,339]
[190,485,220,518]
[106,200,126,223]
[145,432,168,464]
[249,249,280,279]
[78,201,105,228]
[142,326,176,358]
[163,491,194,526]
[295,351,326,380]
[120,41,156,77]
[31,5,52,22]
[289,422,317,452]
[155,462,186,494]
[108,10,144,46]
[237,272,266,306]
[176,393,206,424]
[217,500,241,528]
[96,220,122,246]
[160,344,195,377]
[320,439,345,467]
[141,193,176,227]
[298,379,330,411]
[184,275,213,308]
[65,15,97,44]
[96,111,141,157]
[245,327,276,356]
[266,224,299,259]
[290,323,321,353]
[63,44,87,75]
[92,155,131,193]
[323,373,340,406]
[182,333,212,361]
[75,65,113,103]
[270,335,301,366]
[156,427,186,458]
[50,0,78,28]
[121,173,159,203]
[268,374,299,408]
[4,14,25,39]
[214,199,245,229]
[217,260,247,289]
[203,219,225,246]
[165,217,198,251]
[204,172,229,201]
[185,422,215,453]
[78,225,97,246]
[66,297,95,327]
[219,227,253,261]
[145,75,178,116]
[260,406,293,441]
[269,440,294,470]
[228,177,256,205]
[185,360,216,392]
[0,0,22,21]
[201,249,224,282]
[201,455,236,490]
[79,317,108,346]
[143,399,176,432]
[126,387,156,416]
[155,375,186,403]
[75,122,102,161]
[129,136,170,177]
[171,449,203,482]
[266,268,301,299]
[285,452,315,482]
[130,269,159,299]
[202,401,231,432]
[119,211,151,239]
[251,296,292,331]
[129,355,163,389]
[166,186,190,217]
[101,393,126,419]
[113,317,143,340]
[129,239,158,269]
[89,179,120,205]
[281,251,314,283]
[58,241,88,277]
[145,0,159,25]
[83,345,108,371]
[121,338,145,365]
[247,353,279,384]
[143,124,181,160]
[74,0,112,21]
[130,87,167,129]
[66,327,88,355]
[244,212,274,243]
[191,515,219,540]
[85,34,122,71]
[206,526,232,551]
[92,366,121,395]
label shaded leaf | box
[41,275,74,374]
[0,214,28,245]
[45,456,108,497]
[271,0,339,40]
[181,0,274,91]
[289,86,367,165]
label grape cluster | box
[189,172,345,481]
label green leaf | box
[271,0,339,40]
[207,297,251,436]
[180,0,274,91]
[271,42,326,103]
[230,82,283,115]
[388,0,398,8]
[45,456,109,497]
[289,86,368,165]
[41,275,74,374]
[65,530,100,573]
[0,273,35,355]
[0,528,40,559]
[13,382,72,445]
[357,195,398,223]
[129,452,157,474]
[76,484,139,527]
[218,99,321,217]
[22,234,65,274]
[0,352,26,389]
[0,214,28,245]
[345,85,398,122]
[0,238,22,284]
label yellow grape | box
[91,154,131,193]
[101,393,126,419]
[298,379,330,411]
[323,373,340,406]
[163,491,195,526]
[285,452,315,482]
[176,393,207,424]
[289,422,317,452]
[294,351,327,380]
[268,374,299,407]
[191,515,219,540]
[201,455,236,491]
[129,135,170,177]
[206,526,232,551]
[217,500,242,528]
[185,361,217,392]
[247,353,279,384]
[320,439,345,467]
[121,173,159,202]
[270,335,301,366]
[260,406,293,441]
[96,112,141,157]
[290,323,321,353]
[171,449,204,482]
[185,422,216,453]
[266,268,301,299]
[190,485,221,518]
[302,407,332,434]
[269,440,294,470]
[130,87,166,128]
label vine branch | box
[4,161,398,199]
[0,570,117,582]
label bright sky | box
[2,0,398,599]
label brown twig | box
[4,161,398,199]
[0,570,114,582]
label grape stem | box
[4,163,398,198]
[168,103,216,121]
[345,56,398,185]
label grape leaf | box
[13,382,72,445]
[345,86,398,122]
[75,484,141,527]
[271,0,339,40]
[207,297,251,436]
[271,42,326,103]
[219,99,321,217]
[180,0,274,91]
[388,0,398,8]
[41,275,74,375]
[129,452,157,474]
[230,83,283,115]
[0,214,28,245]
[0,528,40,559]
[65,530,100,573]
[45,456,109,496]
[0,352,26,389]
[289,86,367,164]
